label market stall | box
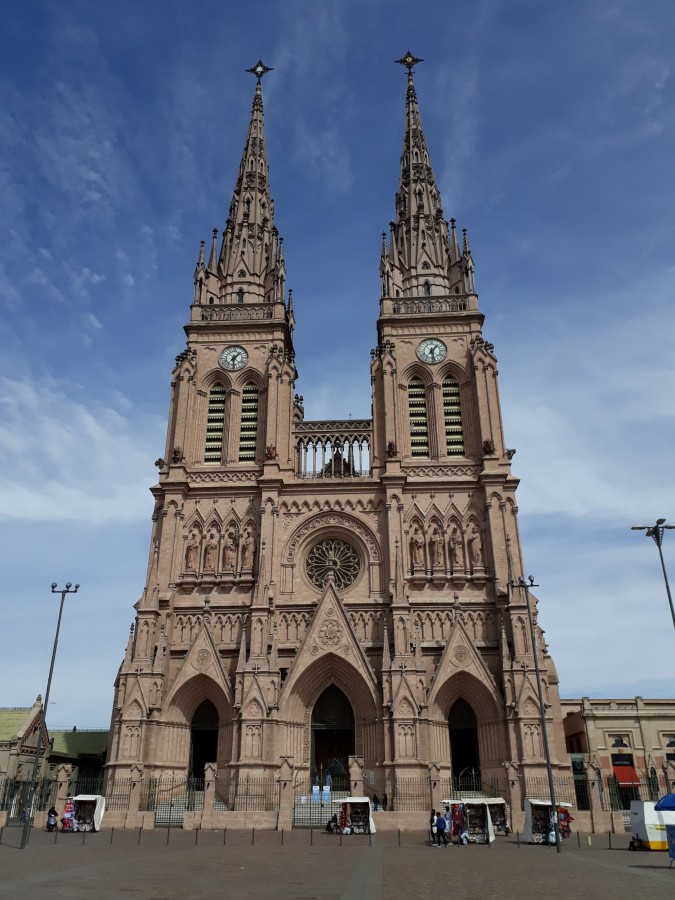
[523,799,573,844]
[484,797,510,835]
[335,797,375,834]
[61,795,105,832]
[441,799,498,844]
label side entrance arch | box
[449,698,481,787]
[190,699,219,778]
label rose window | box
[305,538,361,591]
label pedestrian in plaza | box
[382,792,388,811]
[430,808,439,846]
[436,809,448,846]
[372,793,380,811]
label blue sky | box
[0,0,673,727]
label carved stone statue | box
[467,524,483,567]
[222,529,237,570]
[410,526,424,569]
[240,527,255,570]
[204,532,219,572]
[185,532,200,571]
[429,527,442,567]
[449,527,463,569]
[386,440,397,458]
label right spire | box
[380,52,476,302]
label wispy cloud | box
[0,374,163,523]
[274,5,354,191]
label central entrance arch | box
[311,685,354,783]
[190,699,218,778]
[449,698,480,783]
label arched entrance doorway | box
[311,685,354,784]
[190,699,218,778]
[449,698,480,786]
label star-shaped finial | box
[396,50,423,73]
[246,59,273,82]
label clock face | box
[417,338,447,364]
[219,345,249,371]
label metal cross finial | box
[395,50,423,73]
[399,661,407,674]
[246,59,273,82]
[252,663,261,675]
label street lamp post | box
[631,518,675,631]
[20,582,79,850]
[510,575,561,853]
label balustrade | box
[294,419,372,479]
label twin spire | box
[195,59,286,306]
[195,54,476,307]
[381,51,476,301]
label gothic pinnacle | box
[207,228,218,272]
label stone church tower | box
[106,56,569,805]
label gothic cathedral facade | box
[105,58,569,799]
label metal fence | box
[392,777,430,812]
[103,777,133,812]
[0,778,57,825]
[600,773,669,811]
[522,776,579,808]
[292,777,349,828]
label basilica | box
[105,54,571,811]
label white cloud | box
[85,313,103,330]
[0,374,163,523]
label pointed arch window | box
[423,281,431,296]
[237,289,244,304]
[238,383,259,462]
[443,379,464,456]
[408,379,429,457]
[204,384,227,463]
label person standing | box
[372,793,380,811]
[382,792,388,811]
[436,810,448,847]
[430,808,438,846]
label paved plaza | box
[0,828,673,900]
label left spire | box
[214,59,286,305]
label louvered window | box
[238,384,259,462]
[408,379,429,457]
[443,379,464,456]
[204,385,226,463]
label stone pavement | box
[0,828,673,900]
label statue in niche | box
[185,531,200,571]
[449,526,463,569]
[429,527,442,567]
[410,526,424,569]
[467,524,483,567]
[222,529,237,570]
[240,527,255,570]
[204,532,219,572]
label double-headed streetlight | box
[631,518,675,632]
[20,582,79,850]
[509,575,561,853]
